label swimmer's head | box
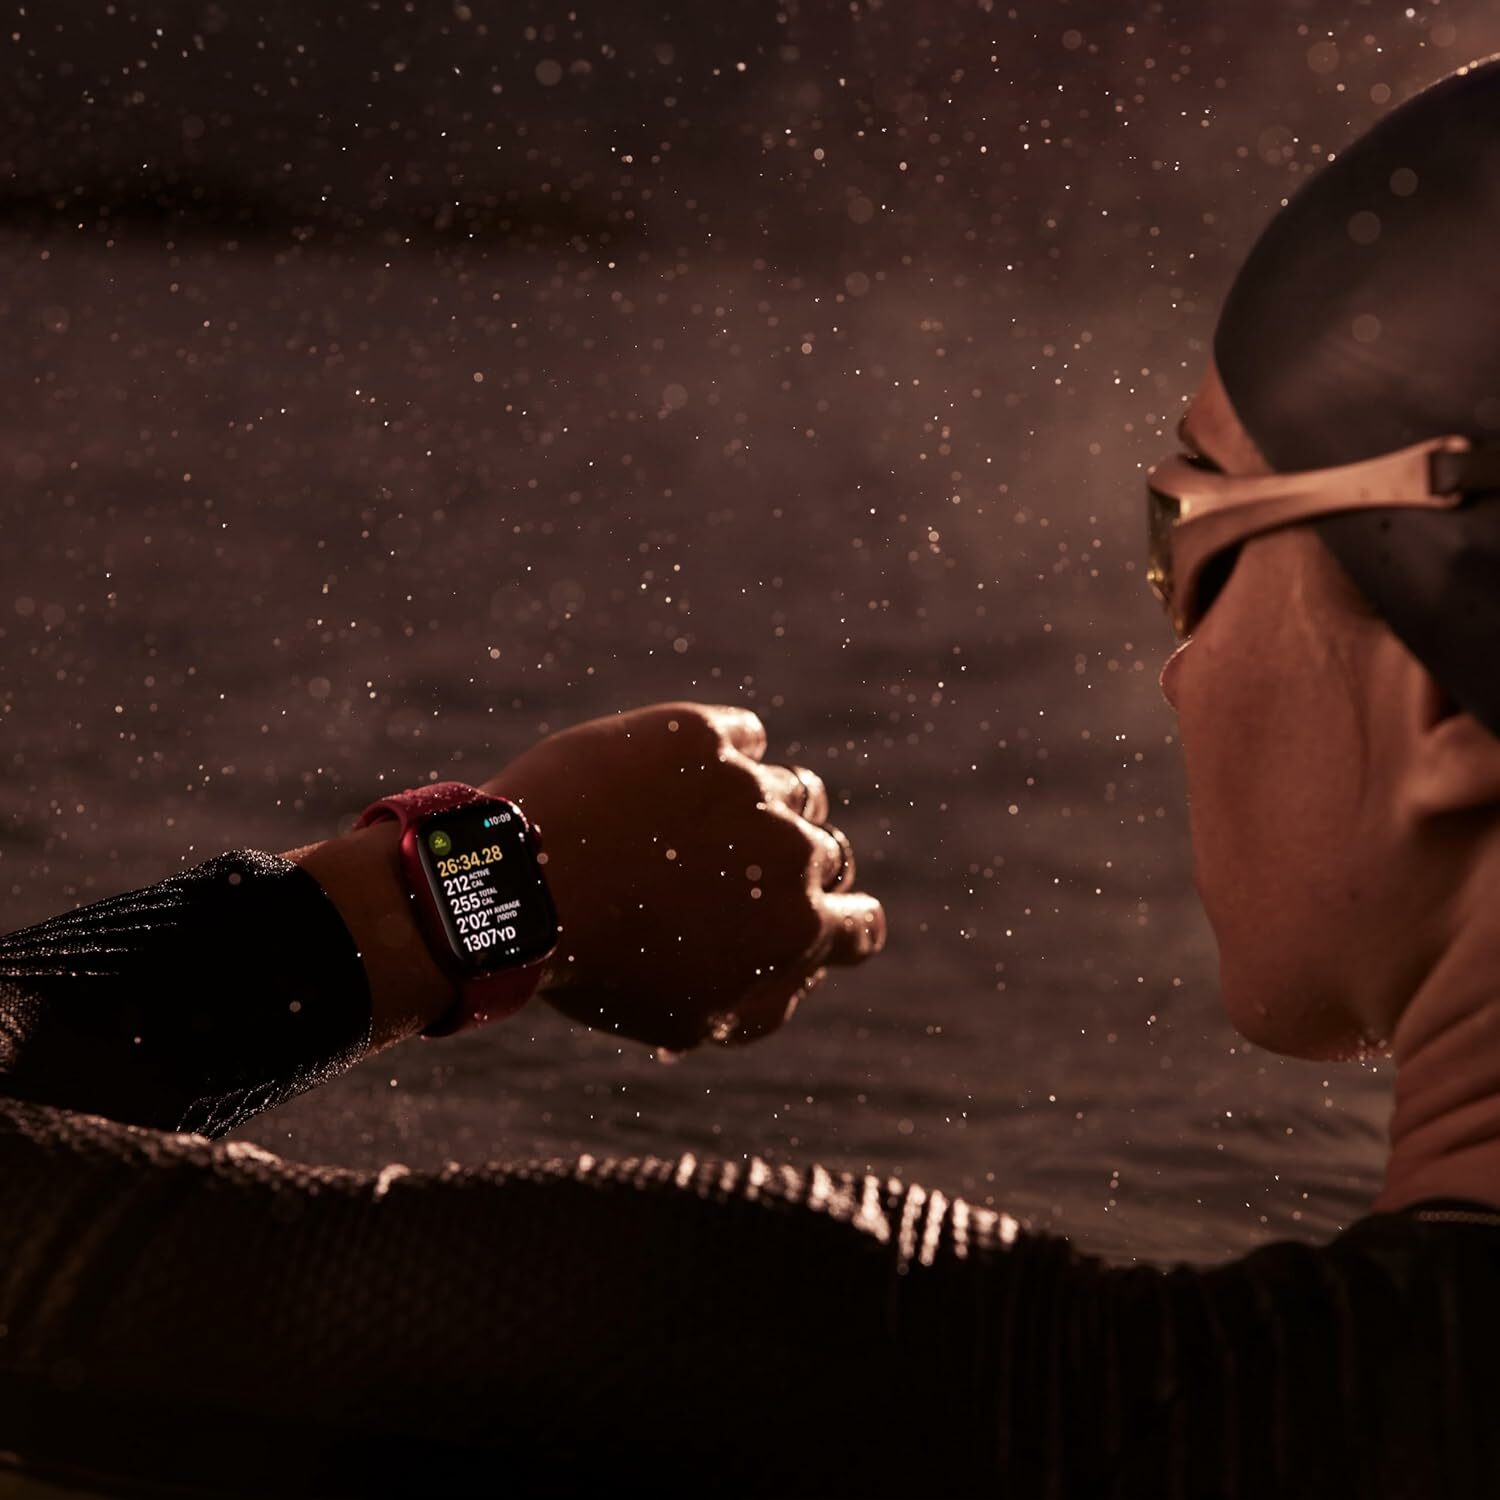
[1158,58,1500,1061]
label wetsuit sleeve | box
[0,850,372,1137]
[0,1106,1074,1497]
[2,1100,1492,1498]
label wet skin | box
[284,700,887,1054]
[1165,359,1500,1212]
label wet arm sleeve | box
[2,1098,1489,1499]
[0,850,373,1136]
[0,860,1491,1497]
[0,1103,1128,1498]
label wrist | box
[478,778,576,1002]
[283,820,457,1046]
[534,949,578,1000]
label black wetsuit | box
[1,852,1496,1498]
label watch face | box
[416,799,559,972]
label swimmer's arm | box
[1,1108,1360,1495]
[281,820,458,1047]
[0,810,565,1135]
[0,1117,1019,1491]
[0,848,381,1135]
[0,1095,1399,1493]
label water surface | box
[0,241,1390,1265]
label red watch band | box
[354,781,552,1038]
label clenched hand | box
[486,701,887,1051]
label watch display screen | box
[416,799,559,971]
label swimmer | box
[6,54,1500,1500]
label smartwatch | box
[354,781,560,1038]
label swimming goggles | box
[1144,434,1500,639]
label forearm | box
[0,796,554,1137]
[282,819,456,1047]
[0,850,374,1136]
[283,807,578,1041]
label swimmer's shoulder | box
[1180,1194,1500,1357]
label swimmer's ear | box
[1400,669,1500,824]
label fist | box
[485,702,886,1051]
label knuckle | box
[798,773,831,821]
[731,707,769,753]
[705,702,766,750]
[816,824,845,876]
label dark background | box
[3,0,1497,1262]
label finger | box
[711,963,830,1047]
[750,762,831,825]
[814,893,887,966]
[807,822,855,893]
[702,704,768,762]
[789,766,831,825]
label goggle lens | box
[1146,482,1185,635]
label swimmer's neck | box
[1375,923,1500,1214]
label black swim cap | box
[1214,55,1500,740]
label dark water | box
[5,0,1490,1266]
[0,239,1391,1265]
